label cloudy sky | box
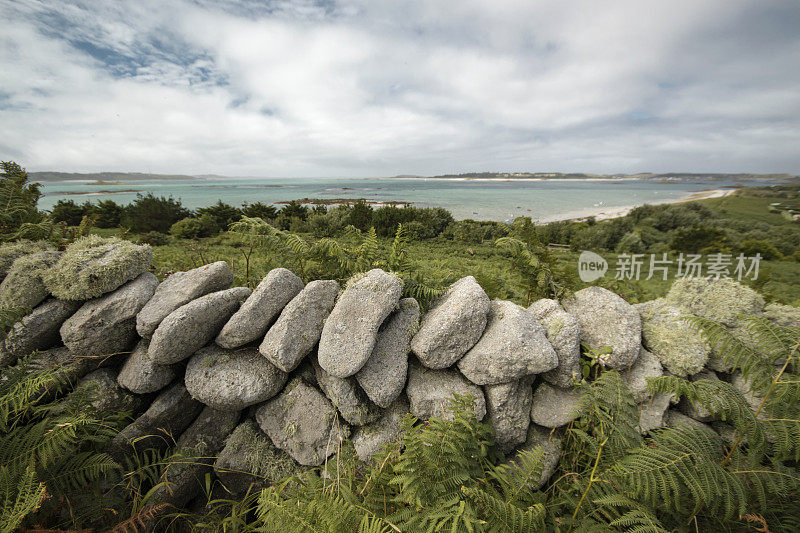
[1,0,799,176]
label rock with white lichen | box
[318,269,403,378]
[312,358,381,426]
[0,251,61,311]
[458,300,558,385]
[762,302,800,327]
[60,273,158,357]
[259,280,339,372]
[0,240,56,282]
[530,382,582,428]
[137,261,234,338]
[256,379,351,466]
[635,299,710,376]
[405,363,486,421]
[356,298,419,408]
[411,276,490,369]
[185,345,288,410]
[352,396,411,462]
[528,299,581,388]
[214,420,303,495]
[664,277,764,327]
[562,286,642,369]
[217,268,304,349]
[148,287,251,365]
[485,376,534,452]
[0,298,80,367]
[43,236,152,300]
[117,339,175,394]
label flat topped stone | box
[318,269,403,378]
[256,379,351,466]
[356,298,419,408]
[185,345,288,410]
[562,286,642,369]
[406,363,486,421]
[313,358,381,426]
[530,382,583,428]
[60,272,158,357]
[0,298,80,367]
[411,276,490,369]
[259,280,339,372]
[0,250,61,311]
[43,235,152,300]
[458,300,558,385]
[214,420,303,495]
[635,299,709,376]
[216,268,304,349]
[528,299,581,388]
[148,287,251,365]
[117,339,176,394]
[137,261,233,338]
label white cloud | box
[1,0,799,175]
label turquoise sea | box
[35,177,776,223]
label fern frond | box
[0,461,45,533]
[462,485,544,532]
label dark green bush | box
[195,200,242,232]
[169,214,219,239]
[120,193,191,233]
[137,231,169,246]
[50,199,90,226]
[92,200,123,228]
[669,225,728,253]
[241,201,278,220]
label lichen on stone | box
[220,421,302,481]
[664,277,764,327]
[0,250,61,311]
[43,235,153,300]
[763,302,800,327]
[0,240,55,280]
[636,299,710,376]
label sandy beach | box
[537,188,737,224]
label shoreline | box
[537,188,738,224]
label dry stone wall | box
[1,236,799,504]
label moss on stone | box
[0,240,55,280]
[43,235,152,300]
[664,277,764,327]
[638,299,710,376]
[222,421,303,481]
[0,250,61,311]
[763,302,800,327]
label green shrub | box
[169,214,219,239]
[241,201,278,220]
[738,238,782,260]
[669,225,728,253]
[137,231,169,246]
[50,199,91,226]
[195,200,242,231]
[120,193,190,233]
[0,161,48,240]
[93,200,123,228]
